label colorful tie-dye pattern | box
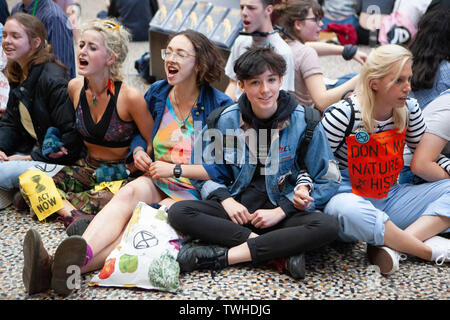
[152,98,199,201]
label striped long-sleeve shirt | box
[321,96,450,174]
[12,0,76,79]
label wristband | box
[173,163,182,178]
[133,147,145,156]
[341,89,354,100]
[342,44,358,61]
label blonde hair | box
[355,44,411,134]
[80,18,131,81]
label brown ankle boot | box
[22,229,52,295]
[51,236,87,297]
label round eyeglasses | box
[161,49,196,60]
[301,16,322,24]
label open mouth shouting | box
[166,64,179,80]
[78,57,89,69]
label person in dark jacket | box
[0,13,83,192]
[106,0,158,41]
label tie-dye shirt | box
[152,97,199,201]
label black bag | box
[134,52,155,84]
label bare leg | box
[82,176,166,258]
[81,228,124,273]
[227,232,258,265]
[56,200,76,217]
[81,190,176,274]
[404,215,450,242]
[384,220,432,261]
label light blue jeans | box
[0,160,49,191]
[324,171,450,246]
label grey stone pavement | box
[1,0,449,303]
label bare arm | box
[410,132,450,181]
[305,42,367,64]
[148,162,211,180]
[123,85,154,153]
[304,73,359,112]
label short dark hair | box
[234,46,286,81]
[261,0,274,7]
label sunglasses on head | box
[103,21,120,36]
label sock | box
[83,244,93,267]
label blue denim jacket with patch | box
[192,104,341,211]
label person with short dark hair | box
[105,0,158,41]
[168,47,340,280]
[224,0,295,102]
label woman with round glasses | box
[275,0,366,112]
[19,19,154,231]
[21,29,232,296]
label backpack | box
[206,104,322,170]
[134,52,156,84]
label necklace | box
[172,88,198,129]
[90,83,109,106]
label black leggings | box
[168,200,338,264]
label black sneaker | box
[177,242,228,273]
[286,253,306,279]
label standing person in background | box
[321,0,358,29]
[104,0,158,42]
[11,0,76,78]
[224,0,295,102]
[53,0,81,43]
[0,0,9,25]
[356,0,395,46]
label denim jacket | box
[128,80,233,162]
[192,104,341,211]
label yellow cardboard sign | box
[19,170,64,221]
[93,180,124,194]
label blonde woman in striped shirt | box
[321,44,450,275]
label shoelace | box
[398,253,408,262]
[434,248,450,266]
[195,247,224,280]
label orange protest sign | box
[346,128,406,199]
